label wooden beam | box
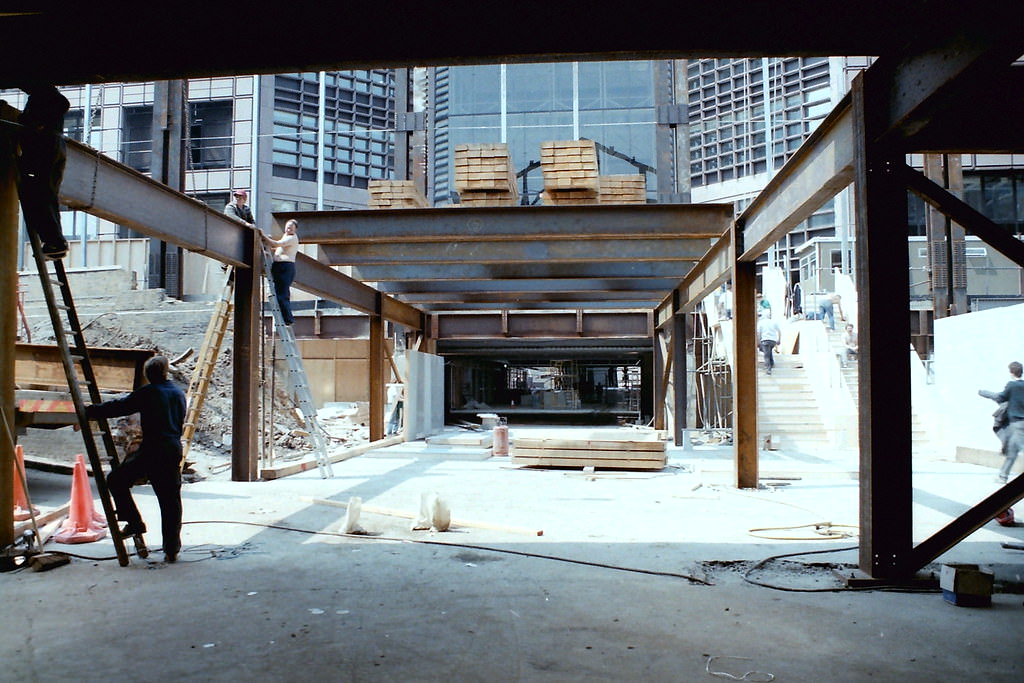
[852,72,915,579]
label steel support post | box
[653,328,666,430]
[852,74,914,579]
[0,105,18,547]
[733,258,758,489]
[369,294,385,442]
[231,232,260,481]
[672,308,687,446]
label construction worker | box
[16,84,71,260]
[224,188,255,225]
[261,219,300,325]
[86,355,186,563]
[756,311,782,375]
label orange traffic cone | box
[54,454,108,544]
[13,444,39,521]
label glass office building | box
[430,62,662,205]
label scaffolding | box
[691,308,732,440]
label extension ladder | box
[260,248,334,477]
[25,232,141,566]
[181,270,234,460]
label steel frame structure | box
[1,1,1022,580]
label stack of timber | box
[511,428,666,471]
[454,143,520,206]
[598,174,647,204]
[368,180,430,209]
[540,139,600,205]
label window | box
[189,100,233,169]
[122,106,154,172]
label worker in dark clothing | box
[224,189,255,225]
[16,84,71,260]
[86,355,187,562]
[979,360,1024,484]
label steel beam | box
[283,204,731,243]
[58,139,422,330]
[377,278,680,294]
[436,311,650,339]
[231,232,260,482]
[655,228,732,328]
[393,291,666,305]
[322,238,713,266]
[739,97,854,261]
[0,3,957,88]
[852,73,915,579]
[354,262,692,281]
[0,103,17,548]
[421,301,659,312]
[901,165,1024,269]
[732,258,758,489]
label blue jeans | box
[270,261,296,324]
[819,300,835,330]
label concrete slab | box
[4,437,1023,681]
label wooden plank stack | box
[598,174,647,204]
[368,180,430,209]
[511,428,667,471]
[454,143,520,206]
[540,139,600,205]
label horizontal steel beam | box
[738,96,854,261]
[322,238,713,266]
[0,3,961,87]
[353,262,692,281]
[421,301,655,311]
[655,227,733,327]
[61,139,250,266]
[377,278,680,294]
[284,204,731,243]
[435,311,650,338]
[59,139,422,329]
[395,291,664,304]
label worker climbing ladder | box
[260,247,334,477]
[181,270,234,460]
[24,231,144,566]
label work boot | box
[119,522,146,537]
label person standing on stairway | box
[85,355,186,563]
[261,219,300,326]
[756,311,782,376]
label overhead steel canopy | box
[0,1,1002,88]
[283,204,730,312]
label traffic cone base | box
[54,454,108,544]
[13,444,39,522]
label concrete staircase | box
[756,353,832,452]
[824,327,934,455]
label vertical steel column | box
[672,306,688,446]
[652,327,666,430]
[733,258,758,489]
[369,293,385,442]
[148,80,186,297]
[852,73,914,579]
[231,233,260,481]
[0,104,18,547]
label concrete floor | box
[3,429,1023,681]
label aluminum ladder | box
[25,231,144,566]
[260,248,334,477]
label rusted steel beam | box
[852,72,915,579]
[355,262,691,281]
[286,204,731,243]
[231,232,260,482]
[0,104,17,548]
[321,238,713,266]
[377,278,681,294]
[436,311,650,339]
[732,259,758,489]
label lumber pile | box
[511,428,666,471]
[540,139,600,205]
[454,143,520,206]
[368,180,430,209]
[598,174,647,204]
